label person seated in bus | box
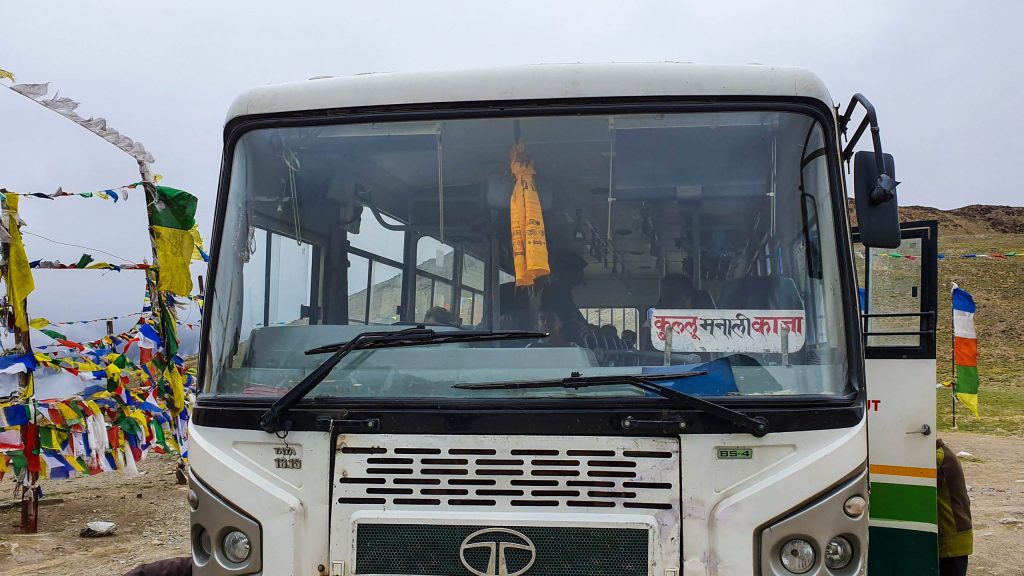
[528,301,577,348]
[423,306,453,326]
[620,329,639,365]
[540,251,591,346]
[601,324,626,350]
[621,329,637,350]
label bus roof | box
[226,63,834,122]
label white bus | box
[189,63,939,576]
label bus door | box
[853,220,939,576]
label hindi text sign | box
[650,309,805,353]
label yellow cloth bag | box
[509,143,550,286]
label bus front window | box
[205,111,849,399]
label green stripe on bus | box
[870,482,937,524]
[868,525,938,576]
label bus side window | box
[460,253,485,326]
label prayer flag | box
[150,186,198,296]
[0,352,37,375]
[137,323,163,351]
[0,429,23,450]
[75,254,94,268]
[40,328,67,341]
[1,403,31,427]
[952,283,980,417]
[3,194,35,331]
[29,317,50,330]
[191,224,208,262]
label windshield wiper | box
[454,372,769,437]
[259,326,546,433]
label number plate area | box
[329,434,681,576]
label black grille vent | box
[355,524,648,576]
[336,443,678,510]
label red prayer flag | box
[24,423,40,473]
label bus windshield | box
[204,110,850,400]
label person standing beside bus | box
[936,438,973,576]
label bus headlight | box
[760,468,867,575]
[223,530,252,563]
[190,470,262,575]
[824,536,854,570]
[779,539,815,574]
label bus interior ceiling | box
[239,112,822,324]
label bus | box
[189,63,938,576]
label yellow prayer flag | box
[21,374,34,401]
[65,454,86,474]
[509,143,550,287]
[190,224,206,262]
[152,224,194,296]
[957,392,979,418]
[29,318,50,330]
[165,435,181,454]
[0,68,14,82]
[4,194,35,331]
[57,402,80,424]
[164,367,186,416]
[128,408,149,435]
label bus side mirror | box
[853,150,900,248]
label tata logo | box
[459,528,537,576]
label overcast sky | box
[1,0,1022,335]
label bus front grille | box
[354,523,649,576]
[334,435,679,511]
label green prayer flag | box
[151,421,167,449]
[113,354,128,369]
[75,254,94,268]
[160,303,179,358]
[8,450,27,471]
[151,186,197,231]
[116,414,142,437]
[40,328,67,341]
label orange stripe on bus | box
[870,464,937,478]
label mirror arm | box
[841,93,898,205]
[840,94,885,168]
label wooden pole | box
[15,323,37,533]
